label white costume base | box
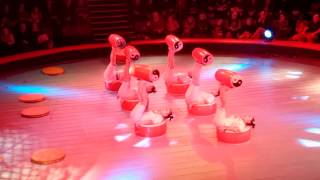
[185,84,215,106]
[130,103,164,125]
[214,108,248,133]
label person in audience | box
[182,15,196,37]
[17,3,29,23]
[63,0,77,22]
[16,22,32,52]
[215,0,230,19]
[290,20,308,42]
[252,10,270,39]
[0,26,15,55]
[239,17,256,39]
[134,16,150,40]
[146,11,165,38]
[305,13,320,42]
[212,18,226,38]
[1,4,14,21]
[1,4,14,29]
[194,12,210,37]
[226,11,242,38]
[1,16,10,28]
[166,15,180,34]
[31,7,42,35]
[274,13,291,40]
[36,26,53,49]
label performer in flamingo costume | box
[214,69,255,133]
[118,45,140,101]
[130,67,173,125]
[103,34,126,91]
[185,48,215,112]
[164,35,191,94]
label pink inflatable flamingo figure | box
[214,69,255,143]
[164,35,191,94]
[118,45,141,111]
[185,48,216,116]
[103,34,126,91]
[131,80,174,137]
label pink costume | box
[164,35,191,84]
[130,66,173,125]
[185,48,215,108]
[118,45,140,100]
[103,34,126,88]
[214,69,255,133]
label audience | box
[134,0,319,43]
[226,11,242,38]
[146,11,165,38]
[306,13,320,42]
[16,22,32,52]
[0,0,88,56]
[1,0,320,57]
[239,17,256,39]
[274,12,291,40]
[166,15,180,34]
[195,12,210,37]
[182,15,196,37]
[212,18,226,38]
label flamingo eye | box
[204,55,209,63]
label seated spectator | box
[239,17,256,39]
[63,0,77,22]
[188,0,200,16]
[146,11,165,38]
[212,18,226,38]
[310,2,320,14]
[207,6,216,31]
[16,22,32,52]
[230,0,244,18]
[0,26,15,55]
[166,15,180,34]
[1,4,14,22]
[134,16,150,40]
[194,12,210,37]
[252,10,270,39]
[182,15,196,37]
[31,7,42,34]
[215,0,230,19]
[17,3,29,23]
[35,26,54,49]
[226,11,241,38]
[290,20,308,42]
[1,26,15,46]
[305,13,320,42]
[1,16,10,28]
[274,13,291,40]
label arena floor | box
[1,53,320,180]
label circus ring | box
[1,39,320,179]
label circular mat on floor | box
[42,66,64,76]
[21,106,49,118]
[19,94,45,103]
[31,148,65,165]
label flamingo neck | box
[167,49,175,69]
[123,59,131,82]
[110,47,117,66]
[192,63,202,86]
[138,80,149,106]
[217,84,228,108]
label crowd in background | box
[0,0,89,56]
[132,0,320,42]
[1,0,320,56]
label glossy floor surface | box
[1,54,320,180]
